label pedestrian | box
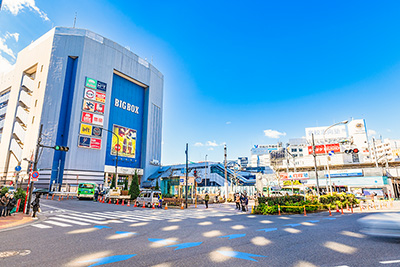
[204,192,209,209]
[244,194,249,212]
[158,193,163,209]
[6,194,16,216]
[94,188,99,202]
[0,193,8,217]
[31,193,41,219]
[240,193,246,212]
[235,193,240,210]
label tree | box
[155,179,160,191]
[129,171,140,200]
[124,178,128,190]
[110,175,116,189]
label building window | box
[32,116,35,124]
[299,148,303,152]
[40,65,43,72]
[38,81,41,88]
[35,100,38,107]
[291,148,297,152]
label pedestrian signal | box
[345,149,359,154]
[54,145,69,151]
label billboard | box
[280,172,310,180]
[307,143,341,155]
[305,125,347,142]
[111,124,137,158]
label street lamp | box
[100,127,120,188]
[323,120,349,195]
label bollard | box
[108,199,111,204]
[51,194,55,200]
[116,199,119,205]
[303,206,307,216]
[121,200,125,206]
[181,202,184,210]
[152,202,155,209]
[142,201,146,208]
[134,200,137,207]
[328,206,332,216]
[127,200,130,207]
[58,195,61,201]
[67,194,70,200]
[165,203,168,210]
[278,205,281,216]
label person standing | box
[204,192,209,209]
[31,194,40,219]
[6,194,16,216]
[0,193,8,217]
[235,193,240,210]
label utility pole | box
[372,137,379,168]
[312,133,320,196]
[185,143,188,208]
[224,145,228,202]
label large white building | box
[0,27,164,189]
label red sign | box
[84,88,96,101]
[115,144,121,151]
[96,92,106,103]
[308,143,341,155]
[90,138,102,149]
[81,112,93,124]
[95,103,105,114]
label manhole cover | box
[0,250,31,258]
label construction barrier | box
[127,201,130,207]
[181,202,184,209]
[328,207,332,216]
[122,200,125,206]
[165,203,168,210]
[51,194,55,200]
[134,200,137,207]
[278,205,281,216]
[142,201,146,208]
[46,194,49,200]
[152,203,155,209]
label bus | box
[77,183,97,200]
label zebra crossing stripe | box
[66,213,109,220]
[44,220,72,227]
[56,214,108,224]
[50,217,91,226]
[32,223,52,229]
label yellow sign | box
[111,125,136,158]
[80,123,92,136]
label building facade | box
[0,27,164,189]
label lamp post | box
[323,120,349,195]
[101,127,120,188]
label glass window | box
[79,183,94,189]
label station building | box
[0,27,164,190]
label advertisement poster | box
[90,138,102,149]
[111,124,136,158]
[78,136,91,148]
[92,114,104,126]
[85,77,97,89]
[81,112,93,124]
[94,103,105,114]
[80,123,93,136]
[96,92,106,103]
[83,100,95,112]
[84,88,96,101]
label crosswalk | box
[31,209,239,230]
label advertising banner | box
[305,125,347,141]
[97,81,107,92]
[92,114,104,126]
[280,172,310,180]
[80,123,93,136]
[307,143,341,155]
[83,100,95,112]
[94,103,105,114]
[84,88,96,101]
[324,169,363,178]
[85,77,97,89]
[81,112,93,124]
[78,136,91,148]
[90,138,102,149]
[111,124,137,158]
[96,92,106,103]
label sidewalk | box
[0,212,33,231]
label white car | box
[136,190,162,208]
[358,212,400,238]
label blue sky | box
[1,1,400,165]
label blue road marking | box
[94,225,111,229]
[256,228,278,232]
[284,223,301,227]
[216,250,266,262]
[79,254,136,267]
[148,238,176,245]
[323,218,336,220]
[305,220,319,223]
[166,242,202,250]
[219,234,246,240]
[116,231,136,235]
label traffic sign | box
[196,177,202,183]
[32,171,39,179]
[15,165,21,172]
[115,144,121,151]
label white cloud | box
[0,36,16,59]
[368,129,377,136]
[0,56,14,73]
[205,141,219,147]
[194,142,204,147]
[208,147,214,151]
[264,129,286,139]
[5,32,19,42]
[194,140,224,148]
[3,0,50,21]
[226,121,231,125]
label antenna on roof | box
[73,12,77,28]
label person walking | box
[235,193,240,210]
[204,192,209,209]
[6,194,16,216]
[0,193,8,217]
[31,194,41,219]
[158,193,163,209]
[244,194,249,212]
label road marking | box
[66,213,108,220]
[50,217,90,226]
[32,224,52,229]
[219,234,246,240]
[284,223,301,227]
[256,228,278,232]
[94,225,112,229]
[216,250,267,262]
[122,219,138,222]
[380,259,400,264]
[44,221,72,227]
[78,254,136,266]
[56,214,107,224]
[166,242,202,250]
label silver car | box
[358,212,400,238]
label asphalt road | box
[0,199,399,267]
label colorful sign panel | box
[92,114,104,126]
[90,138,102,149]
[78,136,91,148]
[324,169,363,178]
[280,172,310,180]
[85,77,97,89]
[96,92,106,103]
[81,112,93,124]
[80,123,93,136]
[84,88,96,101]
[111,124,136,158]
[96,81,107,92]
[83,100,95,112]
[307,143,341,155]
[92,126,102,137]
[94,103,105,114]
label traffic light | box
[345,148,359,154]
[193,170,197,177]
[54,145,69,151]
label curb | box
[0,214,47,233]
